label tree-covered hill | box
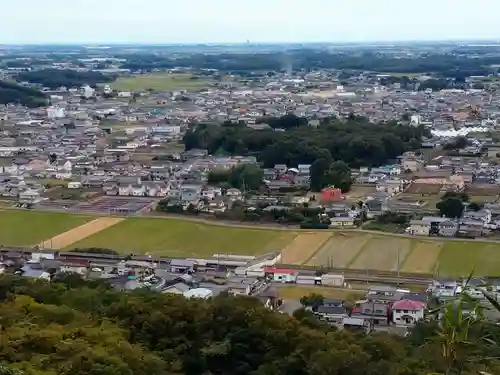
[184,115,429,168]
[0,81,47,108]
[17,69,115,89]
[0,274,497,375]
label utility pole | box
[397,249,400,285]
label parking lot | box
[36,196,158,214]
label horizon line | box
[1,38,500,47]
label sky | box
[2,0,500,44]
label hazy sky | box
[2,0,500,44]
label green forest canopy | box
[183,115,429,168]
[0,274,498,375]
[118,50,499,79]
[0,81,47,108]
[17,69,115,89]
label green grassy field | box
[1,209,498,277]
[437,241,500,277]
[112,73,214,92]
[0,211,92,247]
[67,218,296,257]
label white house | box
[81,85,95,98]
[18,189,42,204]
[329,216,356,228]
[59,264,88,276]
[410,115,422,125]
[408,220,431,236]
[47,106,66,119]
[67,182,82,189]
[376,179,403,195]
[118,91,132,98]
[392,299,426,325]
[263,267,298,283]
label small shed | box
[170,259,195,273]
[263,267,298,283]
[67,181,82,189]
[183,288,213,299]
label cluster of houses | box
[311,285,427,330]
[312,277,500,330]
[408,212,495,238]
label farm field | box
[112,73,215,92]
[401,241,443,273]
[2,209,500,277]
[465,184,500,197]
[40,218,124,249]
[437,241,500,277]
[344,184,376,201]
[0,210,93,247]
[349,236,414,271]
[295,231,500,277]
[305,232,369,267]
[67,217,298,257]
[280,232,331,264]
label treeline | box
[0,275,498,375]
[0,81,47,108]
[184,116,429,168]
[119,50,499,77]
[379,76,482,91]
[17,69,115,89]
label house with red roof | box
[392,299,426,325]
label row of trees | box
[207,164,264,191]
[17,69,115,89]
[0,275,498,375]
[0,81,47,108]
[184,116,429,169]
[207,162,352,194]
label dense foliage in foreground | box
[0,275,498,375]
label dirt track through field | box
[39,218,124,249]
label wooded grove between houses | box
[183,116,430,168]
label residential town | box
[2,70,500,239]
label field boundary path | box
[38,217,124,249]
